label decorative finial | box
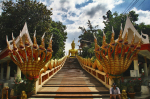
[50,34,53,42]
[12,32,14,40]
[93,33,97,40]
[34,30,36,37]
[19,32,21,38]
[121,23,122,30]
[112,26,114,34]
[6,35,8,42]
[42,32,45,40]
[103,30,106,37]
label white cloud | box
[46,0,125,53]
[132,7,150,25]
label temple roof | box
[122,15,149,44]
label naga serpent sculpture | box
[93,24,142,79]
[6,31,53,81]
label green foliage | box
[50,21,67,59]
[13,76,35,95]
[78,20,99,58]
[0,0,52,50]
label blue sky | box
[1,0,150,55]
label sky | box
[1,0,150,55]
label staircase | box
[29,58,110,99]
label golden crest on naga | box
[6,29,53,81]
[94,24,142,79]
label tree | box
[0,0,67,58]
[0,0,52,49]
[50,21,67,59]
[78,20,100,58]
[102,10,139,43]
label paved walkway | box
[30,58,110,99]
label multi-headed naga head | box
[6,29,53,81]
[93,23,142,79]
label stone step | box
[37,91,109,94]
[42,84,102,87]
[30,94,110,98]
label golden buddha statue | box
[68,40,78,58]
[121,90,128,99]
[21,91,27,99]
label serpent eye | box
[33,45,38,49]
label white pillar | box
[134,60,139,77]
[1,65,4,80]
[17,66,21,78]
[148,64,150,75]
[6,61,10,80]
[6,65,10,80]
[143,63,148,77]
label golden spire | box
[109,26,115,47]
[117,23,123,44]
[33,30,38,49]
[33,30,37,45]
[12,33,18,51]
[6,35,12,53]
[49,34,53,47]
[19,32,25,50]
[39,33,46,50]
[47,34,53,52]
[93,33,100,51]
[41,32,45,47]
[101,30,108,49]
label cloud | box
[132,7,150,24]
[48,0,125,53]
[85,4,107,18]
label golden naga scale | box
[93,24,142,79]
[6,31,53,81]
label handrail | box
[76,55,113,89]
[35,56,67,94]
